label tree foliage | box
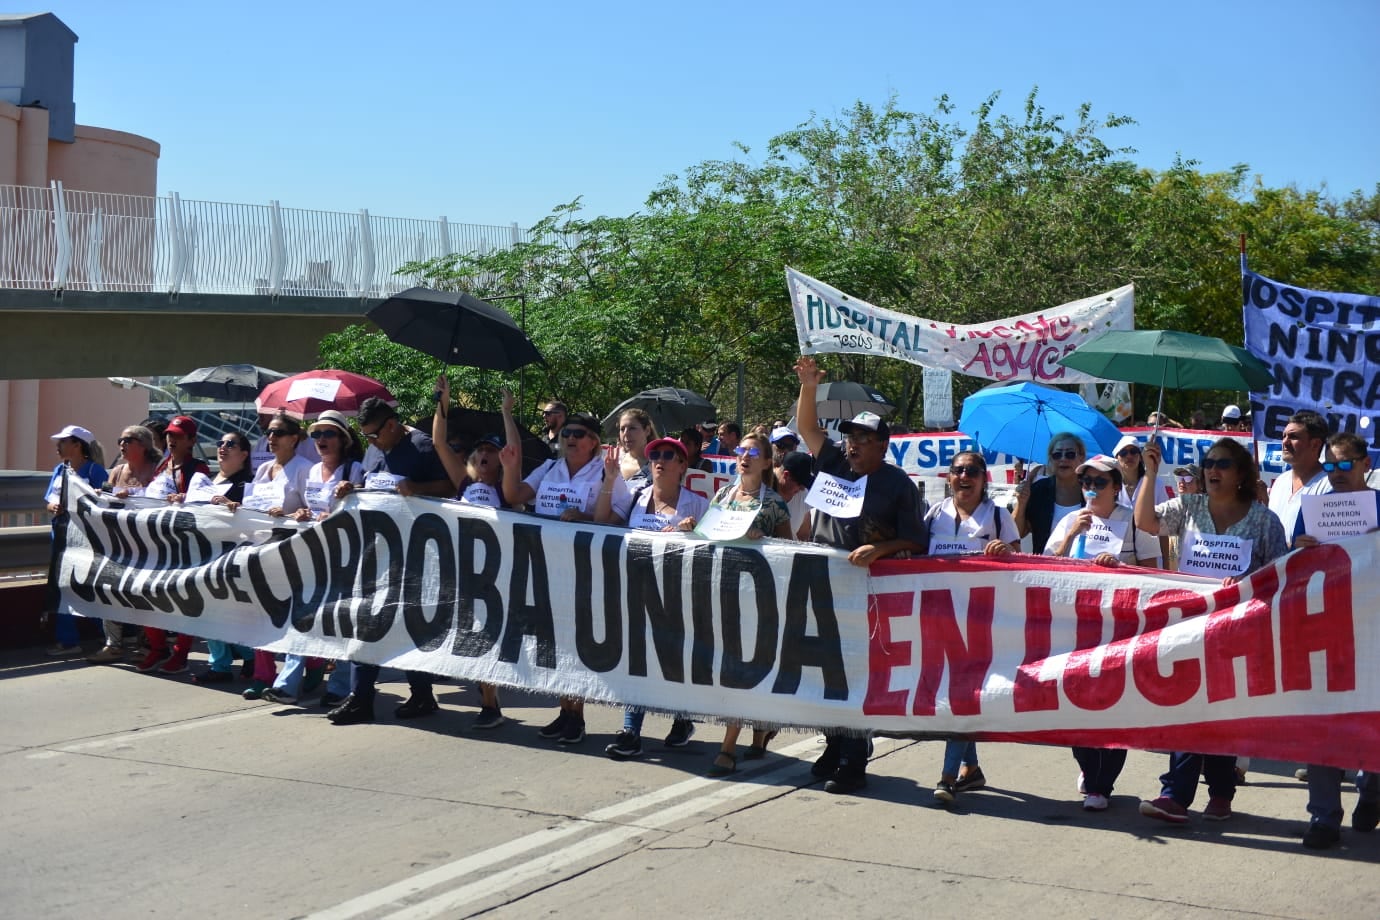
[321,91,1380,430]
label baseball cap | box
[475,433,504,450]
[770,426,799,445]
[165,415,198,439]
[779,451,816,488]
[1173,464,1202,479]
[1078,454,1118,475]
[838,411,891,440]
[1221,404,1243,420]
[645,437,688,460]
[1113,435,1141,456]
[50,424,94,445]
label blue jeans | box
[54,612,88,645]
[205,640,252,673]
[271,654,315,695]
[1159,752,1236,805]
[350,663,433,705]
[623,707,645,734]
[1307,767,1379,829]
[942,740,978,779]
[1073,747,1127,796]
[326,661,352,697]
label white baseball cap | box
[1221,404,1243,420]
[51,425,95,445]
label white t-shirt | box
[523,456,633,520]
[249,455,313,514]
[1268,467,1332,542]
[303,459,365,516]
[1044,502,1160,563]
[925,497,1019,549]
[627,484,710,532]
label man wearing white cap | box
[1219,404,1250,432]
[792,356,927,795]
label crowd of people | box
[39,366,1376,851]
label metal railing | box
[0,183,540,299]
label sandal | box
[707,752,737,777]
[743,730,778,760]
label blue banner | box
[1242,270,1380,460]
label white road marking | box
[305,738,822,920]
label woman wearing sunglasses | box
[502,405,634,744]
[597,436,709,760]
[924,451,1019,806]
[705,431,794,776]
[105,425,161,499]
[1013,433,1086,554]
[1112,435,1147,508]
[1133,437,1287,826]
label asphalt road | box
[3,646,1375,919]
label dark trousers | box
[1159,751,1236,805]
[823,733,871,776]
[1073,746,1127,796]
[350,663,434,705]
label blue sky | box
[48,0,1380,228]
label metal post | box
[87,207,104,292]
[439,217,452,256]
[268,199,285,297]
[50,180,71,290]
[358,209,375,298]
[168,192,188,295]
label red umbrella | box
[255,369,396,420]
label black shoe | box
[1303,821,1341,850]
[327,696,374,725]
[190,668,233,685]
[320,692,346,708]
[239,657,254,679]
[1353,801,1380,832]
[473,706,505,730]
[558,717,586,745]
[953,766,987,793]
[605,730,643,760]
[811,739,842,778]
[824,769,868,795]
[538,711,569,739]
[394,695,439,719]
[664,719,695,748]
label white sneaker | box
[1077,772,1087,795]
[1083,793,1109,811]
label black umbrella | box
[176,364,287,402]
[442,407,550,477]
[813,381,895,419]
[367,287,543,371]
[602,387,717,437]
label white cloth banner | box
[52,475,1380,770]
[786,267,1135,384]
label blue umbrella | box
[959,382,1122,463]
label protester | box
[189,430,257,683]
[1267,409,1331,545]
[769,425,800,461]
[793,356,927,794]
[775,450,815,541]
[540,400,567,457]
[1219,404,1250,432]
[43,425,108,656]
[924,450,1018,807]
[677,426,714,474]
[700,420,720,454]
[716,422,742,455]
[1189,409,1209,430]
[598,437,708,760]
[501,406,633,743]
[1013,433,1086,554]
[1133,438,1287,823]
[615,408,657,493]
[326,397,454,726]
[704,431,794,777]
[1163,463,1202,569]
[1112,435,1145,507]
[1291,432,1380,848]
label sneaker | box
[605,730,643,760]
[159,651,189,675]
[394,695,439,719]
[1083,793,1109,812]
[261,688,298,705]
[1353,800,1380,832]
[136,649,169,673]
[1203,797,1232,821]
[824,769,867,795]
[664,719,695,748]
[1294,767,1309,782]
[45,643,82,657]
[242,679,268,700]
[954,767,987,793]
[811,741,841,779]
[473,706,505,730]
[1077,771,1087,795]
[538,711,569,739]
[1303,821,1341,850]
[327,695,374,725]
[1139,796,1189,824]
[320,692,346,708]
[190,668,233,684]
[86,645,124,663]
[558,717,585,745]
[933,780,957,805]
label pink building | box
[1,12,161,471]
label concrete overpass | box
[0,182,536,378]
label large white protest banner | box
[786,267,1134,384]
[1242,269,1380,461]
[54,475,1380,770]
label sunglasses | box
[560,428,594,439]
[117,436,140,446]
[309,430,341,440]
[1177,475,1197,484]
[1323,459,1361,472]
[734,446,762,457]
[647,449,684,463]
[217,439,241,449]
[542,409,562,416]
[1050,449,1081,460]
[1117,447,1141,457]
[949,465,984,478]
[1078,476,1111,490]
[1200,457,1235,470]
[266,429,294,438]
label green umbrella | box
[1058,329,1274,429]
